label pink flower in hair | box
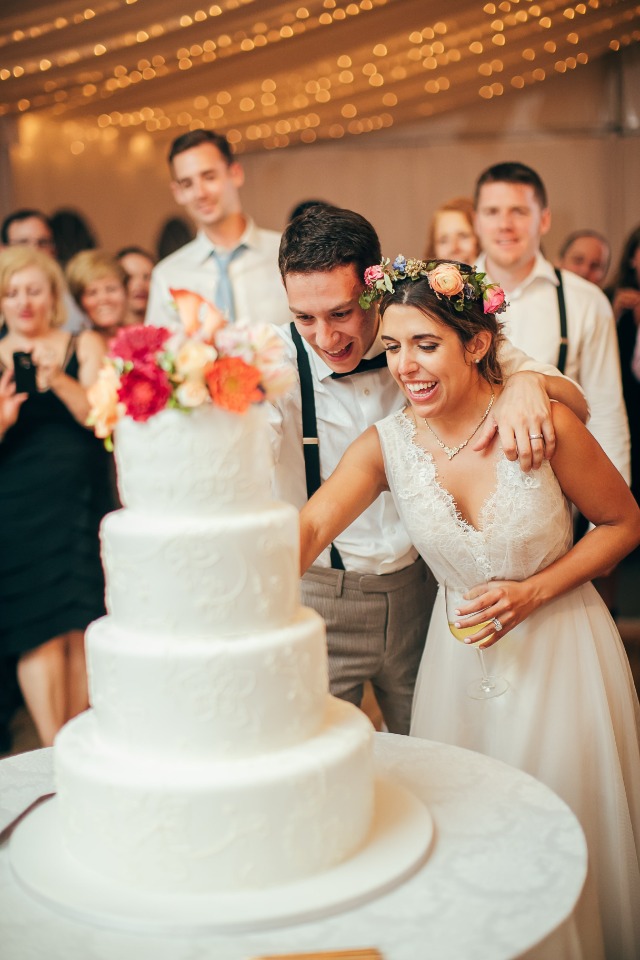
[484,285,506,315]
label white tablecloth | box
[0,733,586,960]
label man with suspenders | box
[269,204,588,734]
[474,161,630,484]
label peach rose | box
[176,378,209,408]
[174,340,218,378]
[87,364,123,438]
[428,263,464,297]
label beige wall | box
[5,49,640,281]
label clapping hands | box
[31,344,61,392]
[612,287,640,324]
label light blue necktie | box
[211,244,246,322]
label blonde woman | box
[66,249,131,347]
[0,247,107,747]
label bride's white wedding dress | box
[377,409,640,960]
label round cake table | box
[0,733,587,960]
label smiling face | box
[81,272,128,331]
[559,235,610,287]
[433,210,479,264]
[1,265,55,337]
[381,303,490,420]
[118,251,153,317]
[474,181,550,287]
[6,216,56,257]
[170,142,244,238]
[284,263,379,373]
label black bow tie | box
[331,352,388,379]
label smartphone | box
[13,352,38,394]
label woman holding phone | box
[0,246,107,747]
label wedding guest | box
[154,215,193,261]
[147,130,289,328]
[299,256,640,960]
[50,208,98,268]
[66,250,130,350]
[270,204,587,734]
[609,224,640,507]
[557,229,611,288]
[1,208,88,334]
[610,224,640,326]
[0,246,107,747]
[473,161,630,484]
[424,197,479,264]
[116,246,155,324]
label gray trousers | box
[301,557,436,735]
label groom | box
[269,203,587,735]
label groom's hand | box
[473,371,555,470]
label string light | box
[0,0,636,152]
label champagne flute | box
[444,582,509,700]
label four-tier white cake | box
[54,404,375,893]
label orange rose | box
[169,289,225,343]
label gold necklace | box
[422,391,495,460]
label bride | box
[300,257,640,960]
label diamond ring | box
[491,617,503,632]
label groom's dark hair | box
[279,204,381,287]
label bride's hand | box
[458,579,537,648]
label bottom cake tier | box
[54,697,374,894]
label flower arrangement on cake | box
[87,289,295,445]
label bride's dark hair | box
[378,269,505,385]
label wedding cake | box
[53,312,375,895]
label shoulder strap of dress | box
[61,333,77,370]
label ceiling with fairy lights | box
[1,0,639,154]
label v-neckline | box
[397,409,502,534]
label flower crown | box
[359,256,507,316]
[87,289,296,448]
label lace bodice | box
[376,411,573,591]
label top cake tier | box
[114,405,273,515]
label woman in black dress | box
[0,246,108,746]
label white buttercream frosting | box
[55,404,375,894]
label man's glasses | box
[10,238,55,250]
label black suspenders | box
[290,323,345,570]
[554,268,568,375]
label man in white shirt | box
[473,161,630,482]
[146,130,289,329]
[272,204,588,734]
